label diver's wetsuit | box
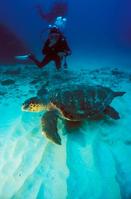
[30,35,71,70]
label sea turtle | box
[22,85,125,145]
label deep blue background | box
[0,0,131,61]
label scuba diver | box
[29,26,71,70]
[15,16,71,70]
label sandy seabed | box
[0,61,131,199]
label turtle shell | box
[49,85,116,120]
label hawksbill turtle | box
[22,85,125,145]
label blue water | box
[0,0,131,199]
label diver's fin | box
[114,91,126,97]
[15,54,31,61]
[104,105,120,120]
[41,110,61,145]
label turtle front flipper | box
[41,110,61,145]
[104,105,120,119]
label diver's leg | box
[53,55,62,70]
[29,54,51,68]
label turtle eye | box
[29,97,38,104]
[30,99,36,104]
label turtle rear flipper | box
[41,110,61,145]
[114,91,126,97]
[104,105,120,120]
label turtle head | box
[22,97,46,112]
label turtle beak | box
[22,104,28,111]
[21,105,25,111]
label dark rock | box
[0,91,7,96]
[111,69,124,77]
[4,69,21,75]
[30,79,39,85]
[1,79,15,85]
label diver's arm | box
[59,38,71,55]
